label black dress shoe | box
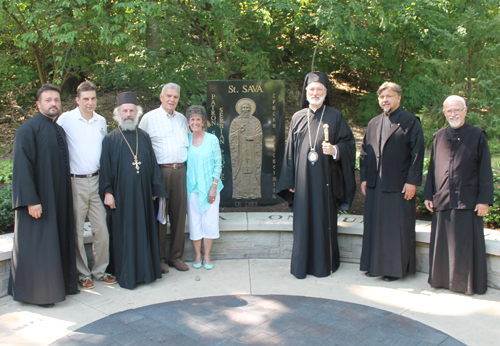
[37,303,55,308]
[365,272,378,277]
[383,276,399,282]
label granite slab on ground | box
[52,295,464,346]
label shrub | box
[0,160,13,184]
[484,164,500,228]
[0,184,14,234]
[415,156,431,215]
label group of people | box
[7,71,494,308]
[9,82,223,307]
[278,72,493,296]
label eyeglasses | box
[445,108,464,116]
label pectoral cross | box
[133,156,141,174]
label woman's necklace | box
[118,127,141,174]
[307,106,325,165]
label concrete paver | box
[0,260,498,346]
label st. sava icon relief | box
[229,98,263,199]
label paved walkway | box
[1,260,499,346]
[52,295,465,345]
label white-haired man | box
[277,71,357,279]
[139,83,189,273]
[424,95,493,295]
[99,92,167,289]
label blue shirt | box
[186,132,224,212]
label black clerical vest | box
[425,123,492,210]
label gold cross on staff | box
[132,156,141,174]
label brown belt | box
[160,163,184,169]
[72,172,99,178]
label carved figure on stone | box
[229,98,262,199]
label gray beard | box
[447,116,462,128]
[121,119,137,131]
[307,94,325,106]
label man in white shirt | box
[139,83,190,272]
[58,81,116,288]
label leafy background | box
[0,0,499,230]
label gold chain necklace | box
[118,127,141,174]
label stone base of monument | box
[1,213,500,297]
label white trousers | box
[188,193,220,240]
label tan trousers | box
[71,175,109,280]
[159,166,187,264]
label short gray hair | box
[377,82,402,96]
[161,83,181,96]
[443,95,466,110]
[186,105,206,123]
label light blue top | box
[186,132,224,213]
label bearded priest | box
[99,92,167,289]
[277,71,356,279]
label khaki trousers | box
[159,166,187,263]
[71,175,109,280]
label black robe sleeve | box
[406,118,425,186]
[12,121,41,209]
[99,134,115,200]
[276,114,296,205]
[331,111,357,210]
[477,132,494,205]
[423,141,435,202]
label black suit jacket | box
[360,107,424,192]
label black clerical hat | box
[301,71,332,109]
[117,92,137,106]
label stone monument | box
[229,98,262,199]
[206,80,285,208]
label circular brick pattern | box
[52,295,465,345]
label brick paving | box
[50,295,464,346]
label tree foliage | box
[0,0,499,142]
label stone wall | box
[0,258,10,297]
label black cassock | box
[424,123,493,294]
[360,107,424,278]
[277,105,356,279]
[100,128,167,289]
[9,113,78,304]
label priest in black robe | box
[360,82,424,282]
[99,92,167,290]
[9,84,79,307]
[424,95,493,295]
[277,72,356,279]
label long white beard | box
[307,94,326,106]
[121,118,138,131]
